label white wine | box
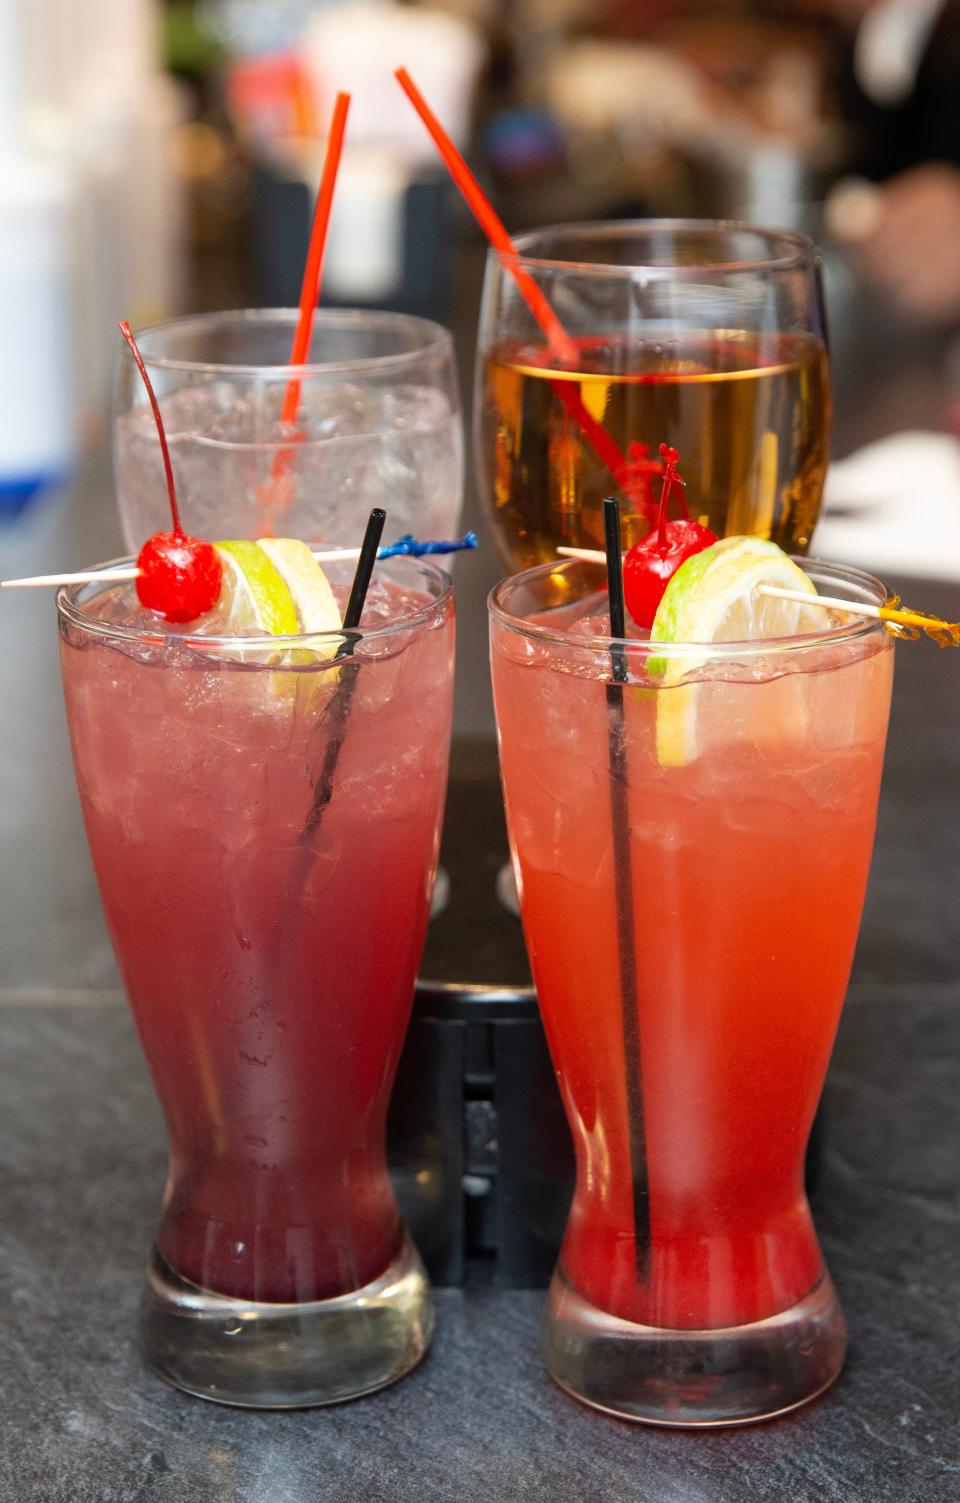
[479,331,830,569]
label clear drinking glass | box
[114,309,463,548]
[490,557,892,1425]
[59,552,455,1406]
[476,220,829,569]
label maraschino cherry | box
[119,321,222,623]
[623,445,717,629]
[619,440,663,526]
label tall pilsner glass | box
[490,557,892,1425]
[476,221,829,569]
[59,554,455,1406]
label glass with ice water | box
[114,309,463,547]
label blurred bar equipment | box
[10,0,186,448]
[214,1,485,318]
[0,0,74,517]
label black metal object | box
[388,983,573,1288]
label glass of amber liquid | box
[476,221,830,568]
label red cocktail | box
[59,552,454,1405]
[490,555,892,1424]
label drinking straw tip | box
[603,497,627,641]
[276,89,352,432]
[342,508,388,632]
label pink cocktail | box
[59,553,454,1406]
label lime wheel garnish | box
[649,537,822,767]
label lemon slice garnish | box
[211,541,343,704]
[649,537,822,767]
[256,538,342,646]
[215,540,299,637]
[256,539,344,699]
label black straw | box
[602,496,651,1270]
[342,508,386,632]
[604,497,628,645]
[302,508,386,837]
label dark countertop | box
[1,985,958,1503]
[2,296,960,1497]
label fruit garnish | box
[136,531,223,625]
[119,320,223,623]
[623,445,717,628]
[649,537,821,767]
[214,541,300,636]
[619,440,664,525]
[256,539,342,638]
[212,541,343,693]
[255,537,344,679]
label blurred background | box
[4,0,960,481]
[3,0,960,728]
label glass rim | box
[497,219,817,279]
[488,557,889,661]
[124,308,455,379]
[58,551,454,654]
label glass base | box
[543,1266,846,1427]
[141,1232,433,1408]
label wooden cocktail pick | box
[556,546,960,646]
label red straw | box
[259,91,350,529]
[396,69,574,365]
[280,90,351,427]
[394,67,634,494]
